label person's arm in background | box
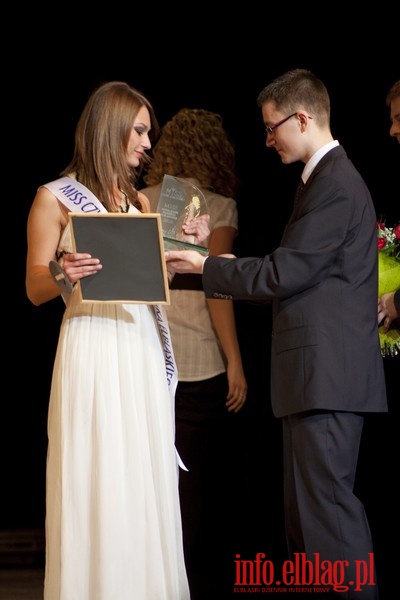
[207,225,247,412]
[378,289,400,332]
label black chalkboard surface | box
[69,213,170,304]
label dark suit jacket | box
[202,146,388,418]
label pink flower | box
[378,237,386,251]
[377,221,400,261]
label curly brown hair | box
[143,108,239,197]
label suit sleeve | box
[202,175,354,302]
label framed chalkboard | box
[69,212,170,304]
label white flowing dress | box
[44,214,190,600]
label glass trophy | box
[157,175,209,255]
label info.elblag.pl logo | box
[234,552,377,594]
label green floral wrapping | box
[378,252,400,357]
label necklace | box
[119,191,130,213]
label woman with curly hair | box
[141,108,248,598]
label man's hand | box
[165,250,207,274]
[378,291,399,332]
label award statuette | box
[157,175,209,255]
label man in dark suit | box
[165,69,387,599]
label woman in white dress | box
[26,81,208,600]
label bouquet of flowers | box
[377,221,400,357]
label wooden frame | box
[69,212,170,304]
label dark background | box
[4,8,399,598]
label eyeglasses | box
[265,112,298,135]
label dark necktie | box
[294,178,305,206]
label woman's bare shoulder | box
[29,184,68,225]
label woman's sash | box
[43,176,103,213]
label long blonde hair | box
[61,81,159,212]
